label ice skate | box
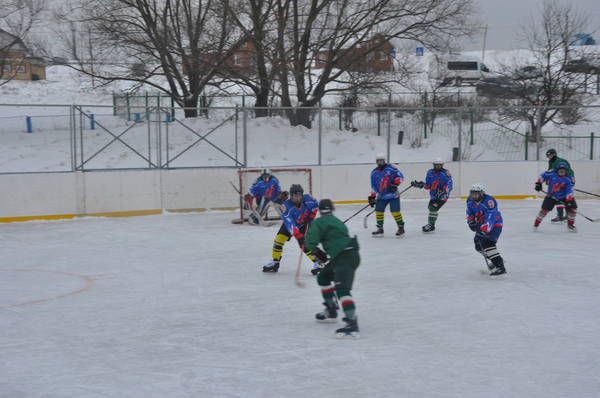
[262,260,280,273]
[371,227,384,237]
[489,266,507,276]
[335,317,360,339]
[551,216,566,224]
[567,223,577,233]
[422,224,435,233]
[315,302,338,323]
[395,225,405,237]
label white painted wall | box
[1,161,599,218]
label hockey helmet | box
[546,148,557,158]
[289,184,304,196]
[318,199,335,215]
[433,157,444,165]
[261,168,272,176]
[375,153,386,162]
[470,183,485,194]
[556,162,568,170]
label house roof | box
[0,28,29,53]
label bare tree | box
[218,0,280,116]
[272,0,475,127]
[496,1,592,141]
[57,0,246,118]
[0,0,45,85]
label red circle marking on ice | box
[0,269,95,309]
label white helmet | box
[375,153,386,161]
[470,183,485,193]
[433,158,444,165]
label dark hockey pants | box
[474,234,504,269]
[317,249,360,319]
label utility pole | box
[481,24,488,63]
[70,21,77,60]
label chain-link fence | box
[1,103,598,173]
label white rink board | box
[1,161,599,218]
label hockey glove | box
[411,180,425,189]
[278,191,289,202]
[534,181,542,192]
[244,193,254,207]
[368,194,376,207]
[313,248,329,264]
[480,224,489,234]
[292,226,304,241]
[468,219,478,232]
[438,192,448,201]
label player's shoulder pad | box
[304,193,318,204]
[444,169,452,177]
[282,199,293,212]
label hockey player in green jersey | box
[305,199,361,339]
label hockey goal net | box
[232,167,313,224]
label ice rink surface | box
[2,199,600,398]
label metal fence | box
[0,103,598,173]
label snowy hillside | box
[0,113,503,172]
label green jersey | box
[548,156,574,177]
[305,214,355,259]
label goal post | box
[232,167,313,224]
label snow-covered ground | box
[1,61,599,173]
[0,112,501,172]
[2,199,600,397]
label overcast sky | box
[464,0,600,50]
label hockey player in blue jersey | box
[263,184,321,274]
[368,153,406,237]
[411,158,453,233]
[534,162,577,232]
[244,169,284,223]
[466,184,506,276]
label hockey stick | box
[574,188,600,200]
[363,185,414,229]
[475,237,493,275]
[343,203,370,224]
[363,209,376,229]
[294,224,310,288]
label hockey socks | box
[427,206,439,226]
[320,285,336,308]
[391,211,404,227]
[567,209,577,231]
[534,209,549,227]
[375,211,384,228]
[272,232,289,261]
[338,292,356,320]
